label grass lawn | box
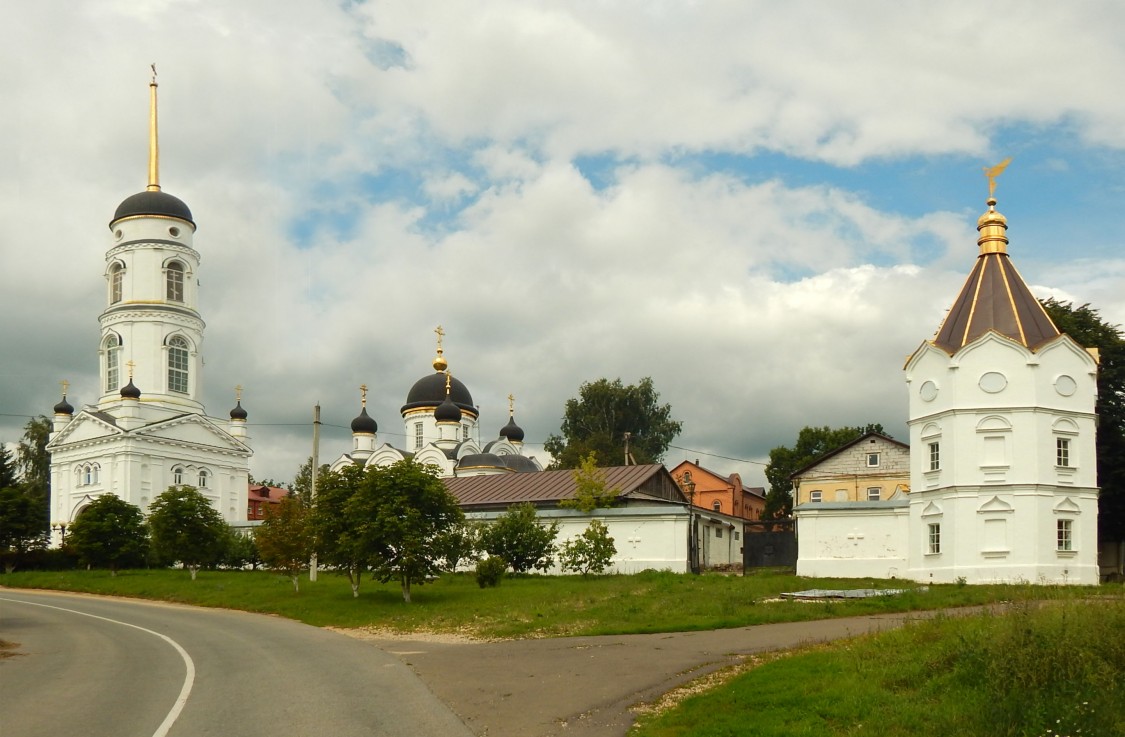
[0,566,1110,639]
[6,568,1123,735]
[628,596,1125,737]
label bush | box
[559,520,616,576]
[475,556,507,588]
[480,503,558,574]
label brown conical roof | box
[932,197,1059,353]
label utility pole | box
[309,402,320,582]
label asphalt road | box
[366,611,941,736]
[0,590,473,737]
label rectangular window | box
[1057,519,1073,551]
[866,452,880,467]
[928,442,940,471]
[809,490,822,503]
[715,527,723,538]
[867,487,881,501]
[463,423,469,441]
[414,422,423,450]
[166,265,184,302]
[1056,438,1071,467]
[928,523,941,554]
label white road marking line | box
[1,596,196,737]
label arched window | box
[168,336,189,394]
[166,261,185,302]
[173,466,184,485]
[198,469,209,488]
[712,500,722,512]
[110,264,124,304]
[92,464,100,484]
[104,334,121,392]
[84,465,93,486]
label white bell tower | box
[98,67,204,416]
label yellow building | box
[791,432,910,505]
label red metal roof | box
[443,464,686,508]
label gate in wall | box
[743,519,797,569]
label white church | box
[46,75,251,544]
[796,180,1100,585]
[329,327,543,478]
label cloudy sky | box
[3,1,1124,488]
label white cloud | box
[2,2,1123,490]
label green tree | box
[559,520,616,576]
[147,486,228,579]
[1042,299,1125,543]
[763,423,887,520]
[255,495,311,592]
[0,445,18,489]
[65,495,148,575]
[349,459,464,603]
[221,527,260,570]
[311,464,371,597]
[481,502,559,574]
[559,452,620,512]
[544,377,682,469]
[248,475,285,488]
[0,486,47,573]
[16,416,51,533]
[291,456,331,505]
[433,520,481,573]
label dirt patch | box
[0,639,22,659]
[326,625,489,644]
[630,648,807,721]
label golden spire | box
[147,64,161,192]
[235,384,243,402]
[444,372,452,395]
[360,383,368,408]
[126,360,136,379]
[508,393,515,417]
[432,324,448,372]
[60,379,70,397]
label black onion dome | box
[120,380,141,399]
[499,454,540,473]
[457,453,506,469]
[230,401,248,421]
[401,373,475,415]
[434,394,463,423]
[54,396,74,415]
[350,406,377,434]
[499,416,525,442]
[111,190,195,228]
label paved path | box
[365,610,946,737]
[0,590,474,737]
[3,589,950,737]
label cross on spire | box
[60,379,70,397]
[235,384,243,402]
[360,383,368,407]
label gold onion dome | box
[976,197,1009,255]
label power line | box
[666,443,769,467]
